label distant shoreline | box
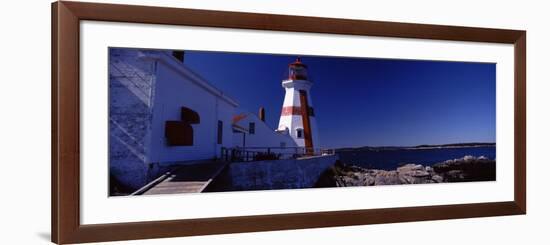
[404,144,496,150]
[336,142,496,152]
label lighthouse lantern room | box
[278,58,320,153]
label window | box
[296,128,303,138]
[217,120,223,144]
[164,106,199,146]
[249,122,255,134]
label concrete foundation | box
[206,154,338,192]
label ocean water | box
[337,146,496,170]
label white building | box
[145,52,240,163]
[231,108,298,158]
[109,49,302,191]
[278,58,320,153]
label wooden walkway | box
[138,161,228,195]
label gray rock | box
[374,171,401,185]
[317,155,495,187]
[397,164,424,172]
[432,174,444,183]
[446,170,465,180]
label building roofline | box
[232,124,248,133]
[138,51,240,107]
[234,111,288,135]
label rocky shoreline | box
[315,155,496,187]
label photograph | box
[108,47,496,196]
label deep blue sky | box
[183,50,496,148]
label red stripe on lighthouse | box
[281,106,301,116]
[281,106,314,116]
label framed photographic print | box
[52,1,526,244]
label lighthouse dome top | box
[287,57,309,81]
[289,57,308,68]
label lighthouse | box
[278,58,320,153]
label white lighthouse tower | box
[278,58,320,154]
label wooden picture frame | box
[51,1,526,244]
